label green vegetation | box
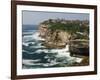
[41,19,89,40]
[47,21,89,39]
[48,22,80,33]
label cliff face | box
[45,30,71,48]
[38,19,89,54]
[39,24,71,48]
[39,24,48,38]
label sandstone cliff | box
[39,23,71,48]
[38,19,89,54]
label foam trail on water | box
[22,29,84,69]
[50,45,70,57]
[32,32,45,41]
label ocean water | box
[22,25,83,69]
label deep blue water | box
[23,25,38,30]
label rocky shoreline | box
[38,19,89,56]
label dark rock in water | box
[69,56,89,66]
[69,45,89,56]
[70,47,89,56]
[69,39,89,56]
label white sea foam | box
[22,42,29,46]
[35,49,49,53]
[23,59,51,66]
[50,45,70,57]
[34,45,70,57]
[43,62,58,67]
[23,59,41,65]
[23,30,84,68]
[34,43,45,48]
[32,32,45,41]
[29,42,45,49]
[75,58,83,63]
[23,35,33,42]
[23,32,34,35]
[23,42,35,47]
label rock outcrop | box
[38,19,89,56]
[69,40,89,56]
[39,24,48,38]
[44,30,71,48]
[39,24,71,48]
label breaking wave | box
[22,30,83,69]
